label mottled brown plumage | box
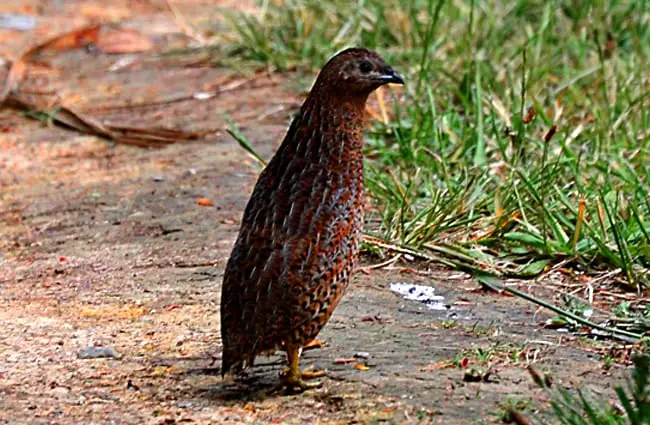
[220,48,403,390]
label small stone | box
[78,346,122,360]
[51,387,70,398]
[354,352,370,359]
[153,176,164,182]
[176,401,193,408]
[127,379,139,391]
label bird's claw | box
[262,367,324,395]
[300,366,326,380]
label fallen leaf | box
[118,306,146,319]
[0,59,25,104]
[97,28,154,54]
[151,366,174,377]
[303,338,324,350]
[353,363,370,371]
[1,25,100,105]
[196,198,214,207]
[45,26,100,51]
[80,304,146,320]
[80,307,104,318]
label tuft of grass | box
[224,0,650,288]
[513,355,650,425]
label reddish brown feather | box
[220,48,400,375]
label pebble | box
[51,387,70,398]
[354,352,370,359]
[78,346,122,360]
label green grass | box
[221,0,650,288]
[513,355,650,425]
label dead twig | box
[357,254,401,272]
[164,0,208,45]
[481,278,643,343]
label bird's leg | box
[278,344,323,390]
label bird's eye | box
[359,60,373,74]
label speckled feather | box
[220,48,398,375]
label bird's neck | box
[287,90,368,167]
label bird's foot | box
[280,366,324,389]
[263,367,324,395]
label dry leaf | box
[118,306,146,319]
[1,25,100,105]
[522,106,536,124]
[80,304,145,319]
[303,338,324,350]
[164,304,182,311]
[45,26,100,51]
[0,59,25,104]
[353,363,370,371]
[544,124,558,143]
[196,198,214,207]
[151,366,174,377]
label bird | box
[220,47,404,391]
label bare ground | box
[0,2,629,424]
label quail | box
[220,48,404,391]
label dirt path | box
[0,2,628,424]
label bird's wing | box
[220,155,341,358]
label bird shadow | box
[150,350,333,403]
[178,356,288,402]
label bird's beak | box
[379,68,404,85]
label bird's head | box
[312,48,404,97]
